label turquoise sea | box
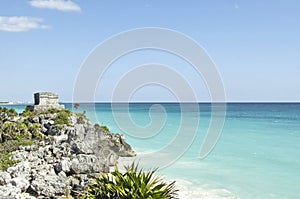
[3,103,300,199]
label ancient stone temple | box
[28,92,65,111]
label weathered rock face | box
[0,171,11,185]
[30,173,67,197]
[0,111,136,198]
[28,92,65,111]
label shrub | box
[0,139,33,170]
[0,152,18,171]
[81,163,178,199]
[74,103,80,110]
[1,121,33,141]
[76,113,88,124]
[0,107,39,170]
[21,106,33,117]
[22,108,72,126]
[0,107,17,122]
[94,124,110,133]
[28,123,44,139]
[2,121,21,140]
[0,107,73,170]
[54,109,72,126]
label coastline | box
[0,102,29,105]
[0,97,136,197]
[2,103,300,199]
[117,156,237,199]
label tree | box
[74,103,80,110]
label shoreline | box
[0,100,136,197]
[3,103,299,199]
[116,155,237,199]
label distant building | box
[28,92,65,111]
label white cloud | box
[29,0,81,12]
[0,16,50,32]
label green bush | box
[0,107,39,170]
[81,163,178,199]
[22,108,72,126]
[0,107,73,170]
[1,121,34,141]
[0,152,18,171]
[0,107,17,122]
[28,123,45,139]
[0,139,33,170]
[21,106,33,117]
[94,124,110,133]
[53,109,72,126]
[76,112,88,124]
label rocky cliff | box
[0,107,135,198]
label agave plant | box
[81,163,178,199]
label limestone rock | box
[70,154,108,174]
[7,161,31,179]
[11,177,30,192]
[0,184,14,198]
[0,171,11,185]
[30,173,67,197]
[0,93,136,198]
[55,158,71,174]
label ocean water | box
[2,103,300,199]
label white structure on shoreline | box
[28,92,65,111]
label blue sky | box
[0,0,299,102]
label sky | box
[0,0,299,102]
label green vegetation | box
[76,112,88,124]
[94,123,110,133]
[0,153,18,171]
[28,123,44,139]
[0,107,72,170]
[0,107,17,124]
[54,109,72,126]
[21,106,33,117]
[0,139,34,170]
[0,107,37,170]
[22,107,72,126]
[81,163,178,199]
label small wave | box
[136,149,158,155]
[174,179,239,199]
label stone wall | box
[34,92,59,105]
[28,92,65,111]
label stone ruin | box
[28,92,65,111]
[0,93,136,198]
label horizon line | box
[2,101,300,105]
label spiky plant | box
[81,163,178,199]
